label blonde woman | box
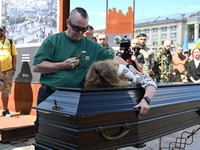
[85,60,157,118]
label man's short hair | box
[164,40,171,45]
[177,44,183,48]
[69,7,88,20]
[97,32,108,39]
[87,25,94,33]
[137,33,147,38]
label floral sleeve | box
[117,64,157,89]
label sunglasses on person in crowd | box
[69,19,88,33]
[0,29,5,32]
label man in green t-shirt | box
[32,7,140,141]
[32,7,138,102]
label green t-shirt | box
[33,32,114,90]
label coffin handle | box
[96,123,130,140]
[52,99,61,110]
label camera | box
[114,35,132,61]
[114,35,131,52]
[119,36,130,52]
[132,47,140,54]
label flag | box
[183,35,188,52]
[191,38,200,54]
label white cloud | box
[189,5,200,9]
[94,25,106,31]
[88,12,106,18]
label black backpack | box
[8,38,13,49]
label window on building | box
[153,28,158,32]
[153,34,158,39]
[171,33,177,38]
[171,40,177,45]
[161,27,167,32]
[162,41,164,45]
[162,34,167,39]
[147,35,150,40]
[171,26,177,31]
[145,29,149,33]
[135,30,137,34]
[153,41,158,46]
[188,25,194,42]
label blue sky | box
[70,0,200,29]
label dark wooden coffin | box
[33,82,200,150]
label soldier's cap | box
[0,25,6,31]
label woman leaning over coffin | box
[85,60,157,118]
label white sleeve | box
[117,64,137,82]
[117,64,157,89]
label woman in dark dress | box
[187,48,200,83]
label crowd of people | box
[90,31,200,84]
[1,6,200,149]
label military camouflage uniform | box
[153,48,173,82]
[140,46,154,76]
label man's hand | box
[114,56,141,75]
[63,58,79,70]
[12,68,16,75]
[131,55,137,62]
[134,99,150,118]
[32,58,80,74]
[172,72,176,79]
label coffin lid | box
[33,85,145,116]
[33,82,200,116]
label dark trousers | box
[34,84,54,150]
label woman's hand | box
[134,99,150,118]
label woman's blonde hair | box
[85,59,129,88]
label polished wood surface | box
[33,83,200,150]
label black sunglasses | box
[69,19,88,33]
[0,29,5,32]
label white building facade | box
[134,11,200,53]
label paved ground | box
[0,125,199,150]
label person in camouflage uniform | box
[153,40,173,82]
[137,33,154,76]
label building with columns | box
[134,11,200,52]
[101,11,200,53]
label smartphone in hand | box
[76,51,86,60]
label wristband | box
[143,96,151,104]
[0,79,3,82]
